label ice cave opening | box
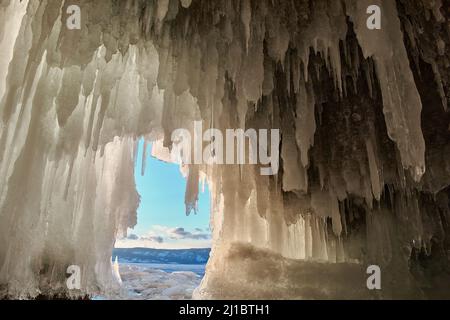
[109,139,212,300]
[0,0,449,300]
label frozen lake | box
[98,262,206,300]
[125,262,206,277]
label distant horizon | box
[114,246,211,251]
[115,140,212,250]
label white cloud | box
[115,225,211,249]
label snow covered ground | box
[101,263,205,300]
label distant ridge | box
[112,247,210,265]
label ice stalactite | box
[0,0,449,299]
[345,0,426,181]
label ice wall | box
[0,0,448,299]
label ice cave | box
[0,0,449,299]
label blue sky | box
[115,140,211,249]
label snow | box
[102,263,203,300]
[195,243,375,300]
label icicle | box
[365,139,382,201]
[295,80,316,168]
[281,131,308,193]
[330,192,342,236]
[241,0,252,53]
[112,256,122,285]
[141,139,148,176]
[185,165,199,216]
[180,0,192,9]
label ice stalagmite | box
[0,0,449,299]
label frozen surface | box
[102,263,203,300]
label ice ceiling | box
[0,0,449,299]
